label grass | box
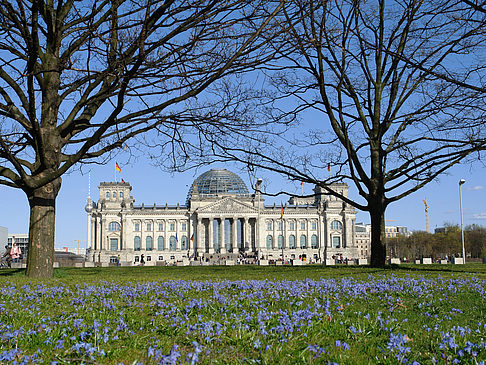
[0,264,485,364]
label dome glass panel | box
[186,169,250,203]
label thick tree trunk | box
[25,178,61,278]
[369,199,386,268]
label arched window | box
[169,236,176,251]
[112,191,117,198]
[266,235,273,249]
[134,236,141,251]
[119,191,124,199]
[108,222,121,232]
[157,236,165,251]
[146,236,153,251]
[289,235,296,249]
[181,235,188,250]
[331,220,343,230]
[278,235,284,249]
[311,234,318,249]
[105,191,110,198]
[300,234,307,249]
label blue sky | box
[1,157,484,250]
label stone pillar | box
[232,217,237,253]
[100,218,106,251]
[220,217,226,254]
[196,218,203,255]
[208,218,214,254]
[92,215,97,251]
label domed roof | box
[186,169,250,202]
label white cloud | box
[472,212,486,219]
[467,185,484,191]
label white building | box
[0,226,7,247]
[86,169,358,265]
[355,223,371,260]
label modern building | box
[385,225,410,238]
[86,169,358,265]
[0,226,7,247]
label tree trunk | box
[25,178,61,278]
[369,200,386,268]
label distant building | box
[86,169,359,265]
[354,223,371,260]
[7,233,28,258]
[0,226,7,247]
[385,225,410,238]
[434,227,454,234]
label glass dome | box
[186,169,250,202]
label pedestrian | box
[116,255,120,267]
[1,245,12,268]
[140,254,145,266]
[10,243,22,263]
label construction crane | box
[423,198,429,233]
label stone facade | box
[86,169,358,265]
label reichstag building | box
[86,169,358,265]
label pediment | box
[197,197,257,214]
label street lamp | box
[256,178,263,261]
[459,179,466,264]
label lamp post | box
[459,179,466,264]
[256,178,263,261]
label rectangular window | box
[301,222,306,230]
[311,222,317,230]
[110,238,118,251]
[134,223,140,232]
[147,223,152,231]
[278,222,283,231]
[170,223,175,231]
[158,256,163,261]
[289,223,295,230]
[267,222,272,231]
[158,223,163,231]
[147,256,151,262]
[181,223,187,231]
[332,236,341,248]
[134,256,139,262]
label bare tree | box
[181,0,486,267]
[0,0,285,277]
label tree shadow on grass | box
[388,263,486,275]
[0,268,25,277]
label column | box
[232,217,237,253]
[208,218,214,254]
[196,218,203,256]
[219,217,226,254]
[100,218,106,251]
[242,217,248,251]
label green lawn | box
[0,264,485,364]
